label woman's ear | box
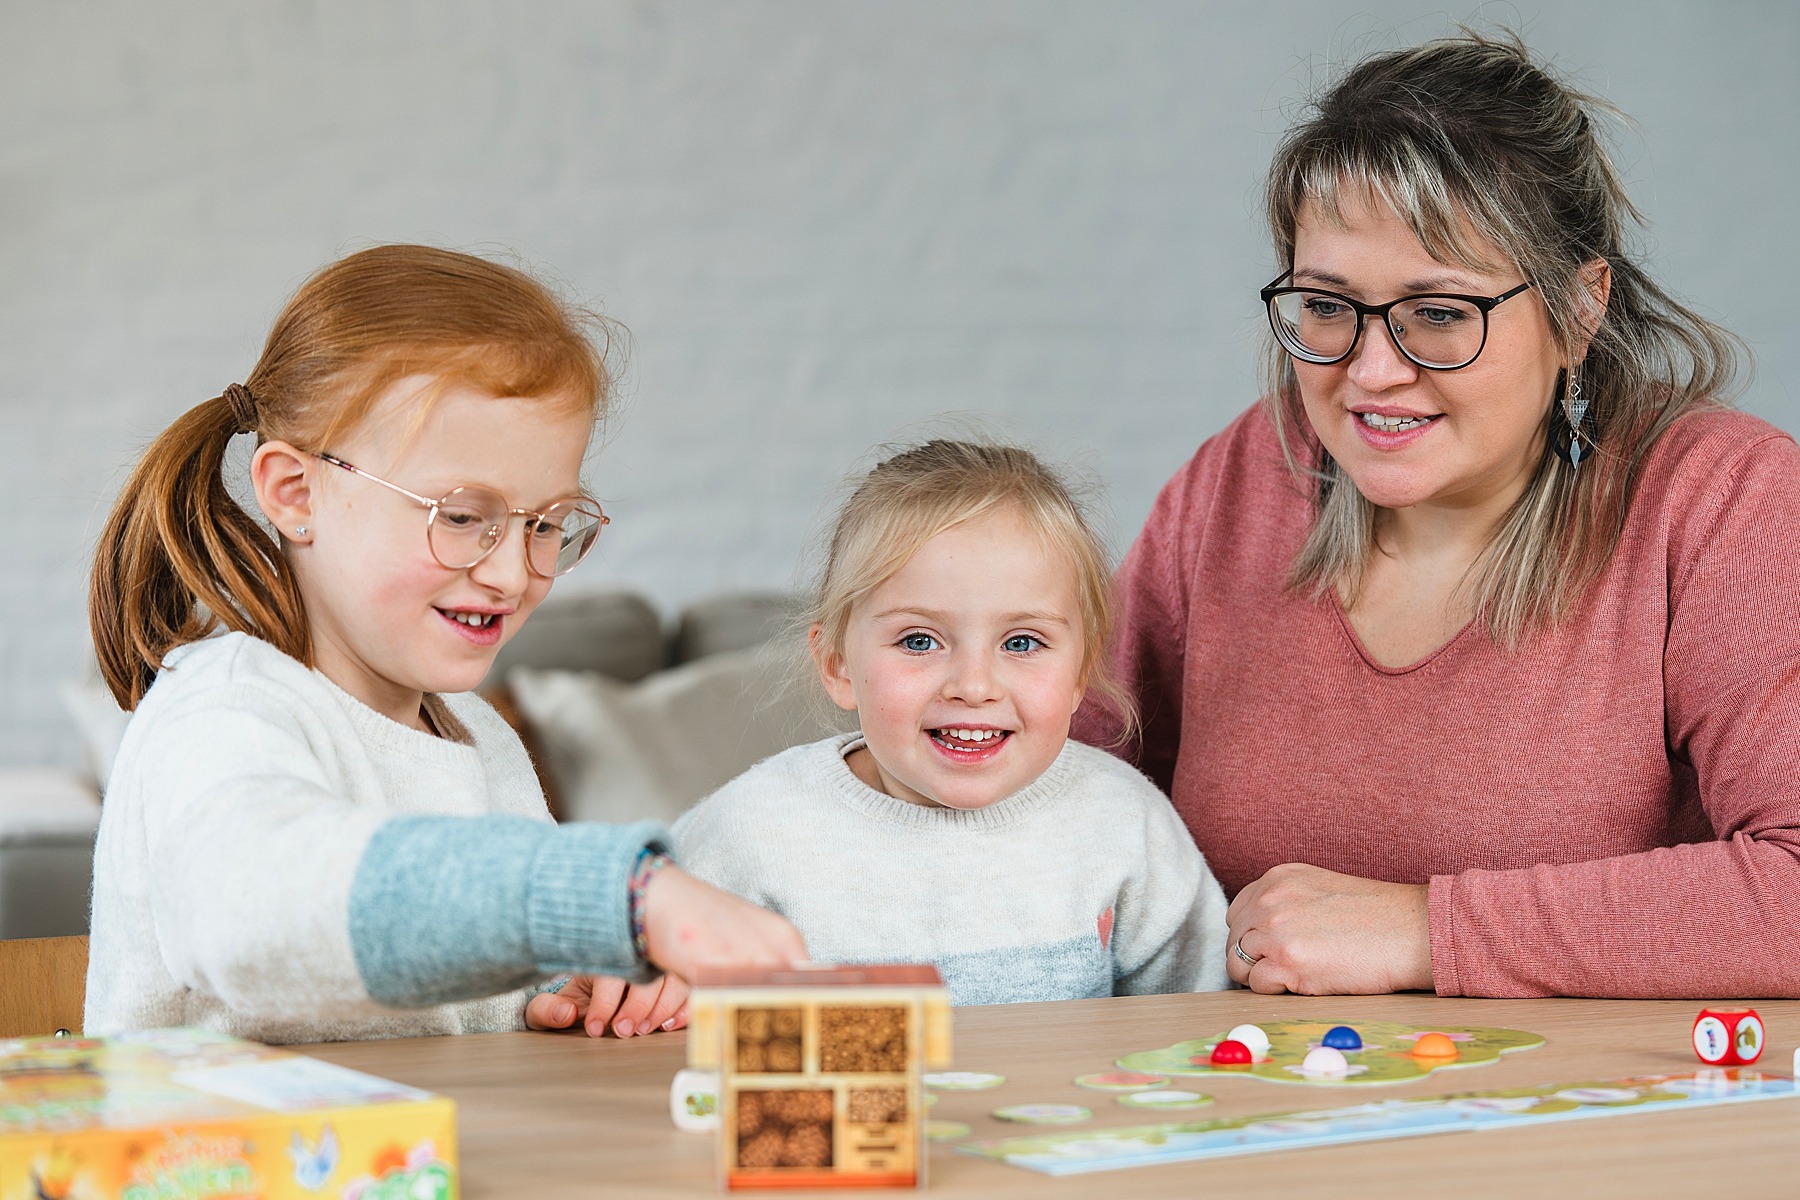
[251,441,314,544]
[809,624,858,712]
[1570,257,1612,365]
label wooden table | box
[306,993,1800,1198]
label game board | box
[1116,1020,1543,1086]
[958,1069,1800,1176]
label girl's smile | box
[436,605,513,646]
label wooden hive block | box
[688,964,951,1190]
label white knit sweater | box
[86,633,664,1043]
[674,734,1229,1004]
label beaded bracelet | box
[628,849,673,962]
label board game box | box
[0,1028,456,1200]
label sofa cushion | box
[484,589,665,685]
[506,647,854,828]
[0,767,101,938]
[671,592,802,665]
[58,679,131,794]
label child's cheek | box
[361,552,451,616]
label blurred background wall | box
[3,0,1795,767]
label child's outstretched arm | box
[346,824,805,1007]
[521,866,807,1037]
[91,660,804,1031]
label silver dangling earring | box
[1565,372,1588,472]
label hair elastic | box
[223,383,258,434]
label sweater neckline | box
[1329,590,1476,677]
[822,733,1075,829]
[316,674,481,762]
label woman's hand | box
[1226,864,1433,995]
[525,974,691,1038]
[640,865,809,981]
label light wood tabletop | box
[304,992,1800,1198]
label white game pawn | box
[1301,1047,1350,1076]
[1225,1023,1272,1058]
[669,1068,719,1132]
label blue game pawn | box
[1321,1025,1363,1051]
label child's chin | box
[418,660,494,697]
[931,792,1005,812]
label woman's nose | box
[1345,316,1421,392]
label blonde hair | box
[1264,32,1746,643]
[810,439,1135,738]
[91,244,621,708]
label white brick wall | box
[2,1,1795,767]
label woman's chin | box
[1339,466,1444,512]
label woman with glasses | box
[1077,34,1800,998]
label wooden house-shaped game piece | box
[687,964,952,1190]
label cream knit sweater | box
[674,734,1229,1004]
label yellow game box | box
[0,1028,455,1200]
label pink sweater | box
[1076,402,1800,998]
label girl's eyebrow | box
[872,606,1071,627]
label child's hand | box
[525,974,691,1038]
[641,865,808,980]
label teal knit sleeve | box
[347,815,669,1007]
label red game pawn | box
[1693,1008,1764,1066]
[1209,1039,1254,1066]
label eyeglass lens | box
[428,487,605,576]
[1269,291,1489,370]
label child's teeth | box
[943,728,1001,741]
[450,612,491,627]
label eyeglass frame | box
[1260,270,1535,371]
[308,451,609,578]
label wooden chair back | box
[0,935,88,1037]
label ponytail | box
[89,389,309,709]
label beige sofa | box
[6,589,847,939]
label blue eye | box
[1002,634,1043,654]
[1412,303,1469,326]
[900,633,940,653]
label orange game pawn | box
[1410,1032,1459,1060]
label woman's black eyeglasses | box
[1261,271,1534,371]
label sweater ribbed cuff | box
[1427,874,1460,997]
[526,820,671,978]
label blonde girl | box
[85,245,802,1043]
[674,440,1229,1005]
